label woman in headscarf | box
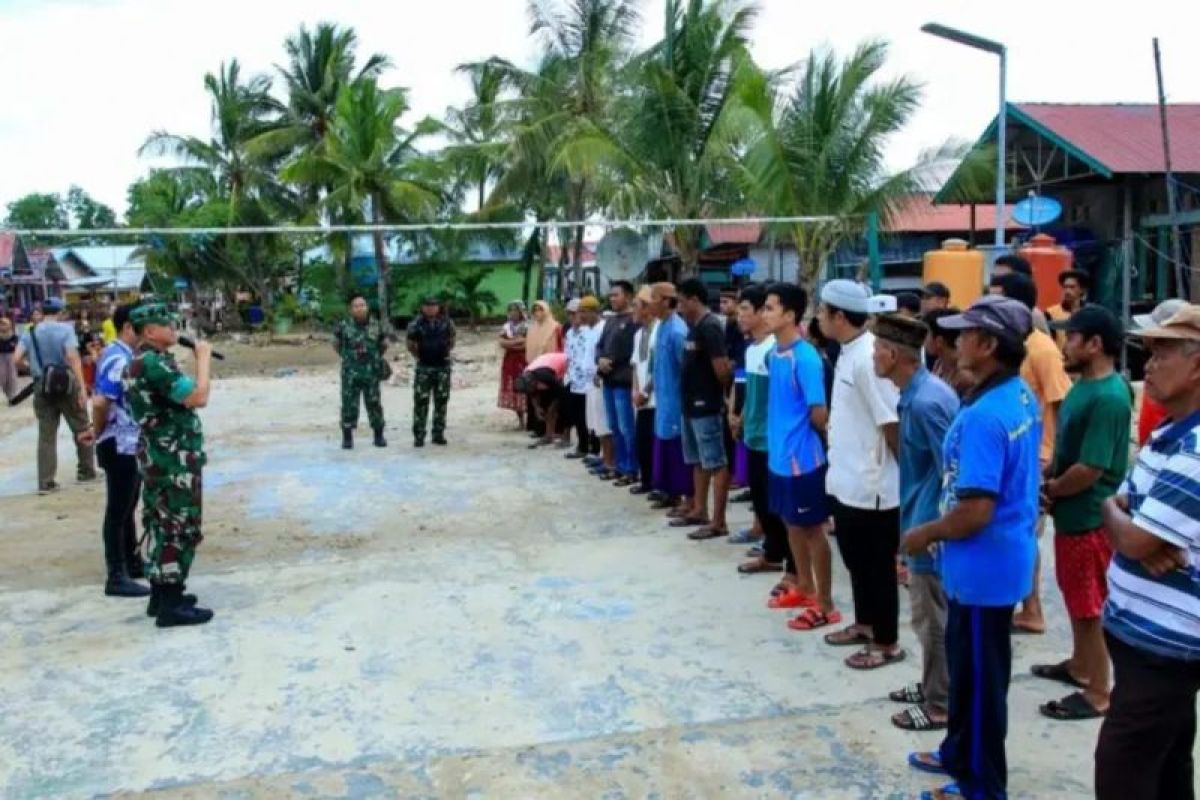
[523,300,563,438]
[498,301,529,429]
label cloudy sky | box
[1,0,1197,221]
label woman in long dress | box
[498,301,529,429]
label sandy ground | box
[0,334,1189,798]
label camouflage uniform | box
[406,316,456,441]
[335,318,387,431]
[124,345,205,586]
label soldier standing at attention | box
[406,296,456,448]
[335,294,388,449]
[123,302,214,628]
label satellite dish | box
[730,257,757,277]
[597,228,655,281]
[1012,195,1062,227]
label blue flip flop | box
[920,783,962,799]
[908,752,948,776]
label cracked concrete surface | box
[0,340,1179,798]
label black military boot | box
[432,434,448,446]
[105,565,151,598]
[342,427,354,449]
[373,427,387,447]
[146,583,199,618]
[155,584,213,628]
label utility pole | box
[1153,37,1186,297]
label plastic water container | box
[923,238,984,309]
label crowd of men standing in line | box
[501,265,1200,800]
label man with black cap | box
[872,313,959,733]
[407,296,457,447]
[13,296,97,493]
[920,282,951,317]
[903,295,1041,800]
[1034,305,1131,721]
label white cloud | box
[1,0,1196,221]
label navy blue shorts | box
[768,467,829,527]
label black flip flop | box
[687,526,728,541]
[1031,661,1086,689]
[668,516,709,528]
[1039,691,1104,721]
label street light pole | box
[921,23,1008,247]
[996,48,1007,247]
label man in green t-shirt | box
[1035,305,1131,720]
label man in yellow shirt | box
[995,273,1072,634]
[1047,269,1089,351]
[100,305,118,345]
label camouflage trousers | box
[142,469,203,585]
[413,366,451,440]
[341,373,384,431]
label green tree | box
[442,61,509,211]
[283,78,440,333]
[140,59,297,307]
[480,0,639,295]
[732,40,957,289]
[66,185,118,230]
[4,193,68,242]
[584,0,759,272]
[441,267,499,331]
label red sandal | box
[767,588,818,610]
[787,607,843,631]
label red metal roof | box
[706,223,762,245]
[1016,103,1200,174]
[885,195,1020,233]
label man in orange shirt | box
[994,273,1073,634]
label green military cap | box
[129,302,177,330]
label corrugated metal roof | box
[54,246,145,291]
[885,195,1020,233]
[1016,103,1200,174]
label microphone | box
[177,335,226,361]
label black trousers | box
[1096,633,1200,800]
[748,448,792,572]
[940,601,1013,800]
[636,407,656,491]
[832,499,901,645]
[97,438,140,575]
[564,391,589,451]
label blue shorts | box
[769,467,829,527]
[681,414,727,471]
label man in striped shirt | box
[1095,303,1200,800]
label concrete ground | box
[0,335,1173,798]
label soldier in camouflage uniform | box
[123,302,214,628]
[335,294,389,449]
[406,297,456,447]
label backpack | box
[29,325,72,399]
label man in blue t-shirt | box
[761,283,839,632]
[902,295,1040,800]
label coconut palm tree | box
[283,79,441,333]
[550,0,760,274]
[141,60,286,222]
[441,61,510,212]
[731,39,960,289]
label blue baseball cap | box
[42,297,65,313]
[938,294,1032,344]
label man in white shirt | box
[630,286,659,496]
[817,279,905,670]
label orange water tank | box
[1019,233,1073,310]
[923,238,984,310]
